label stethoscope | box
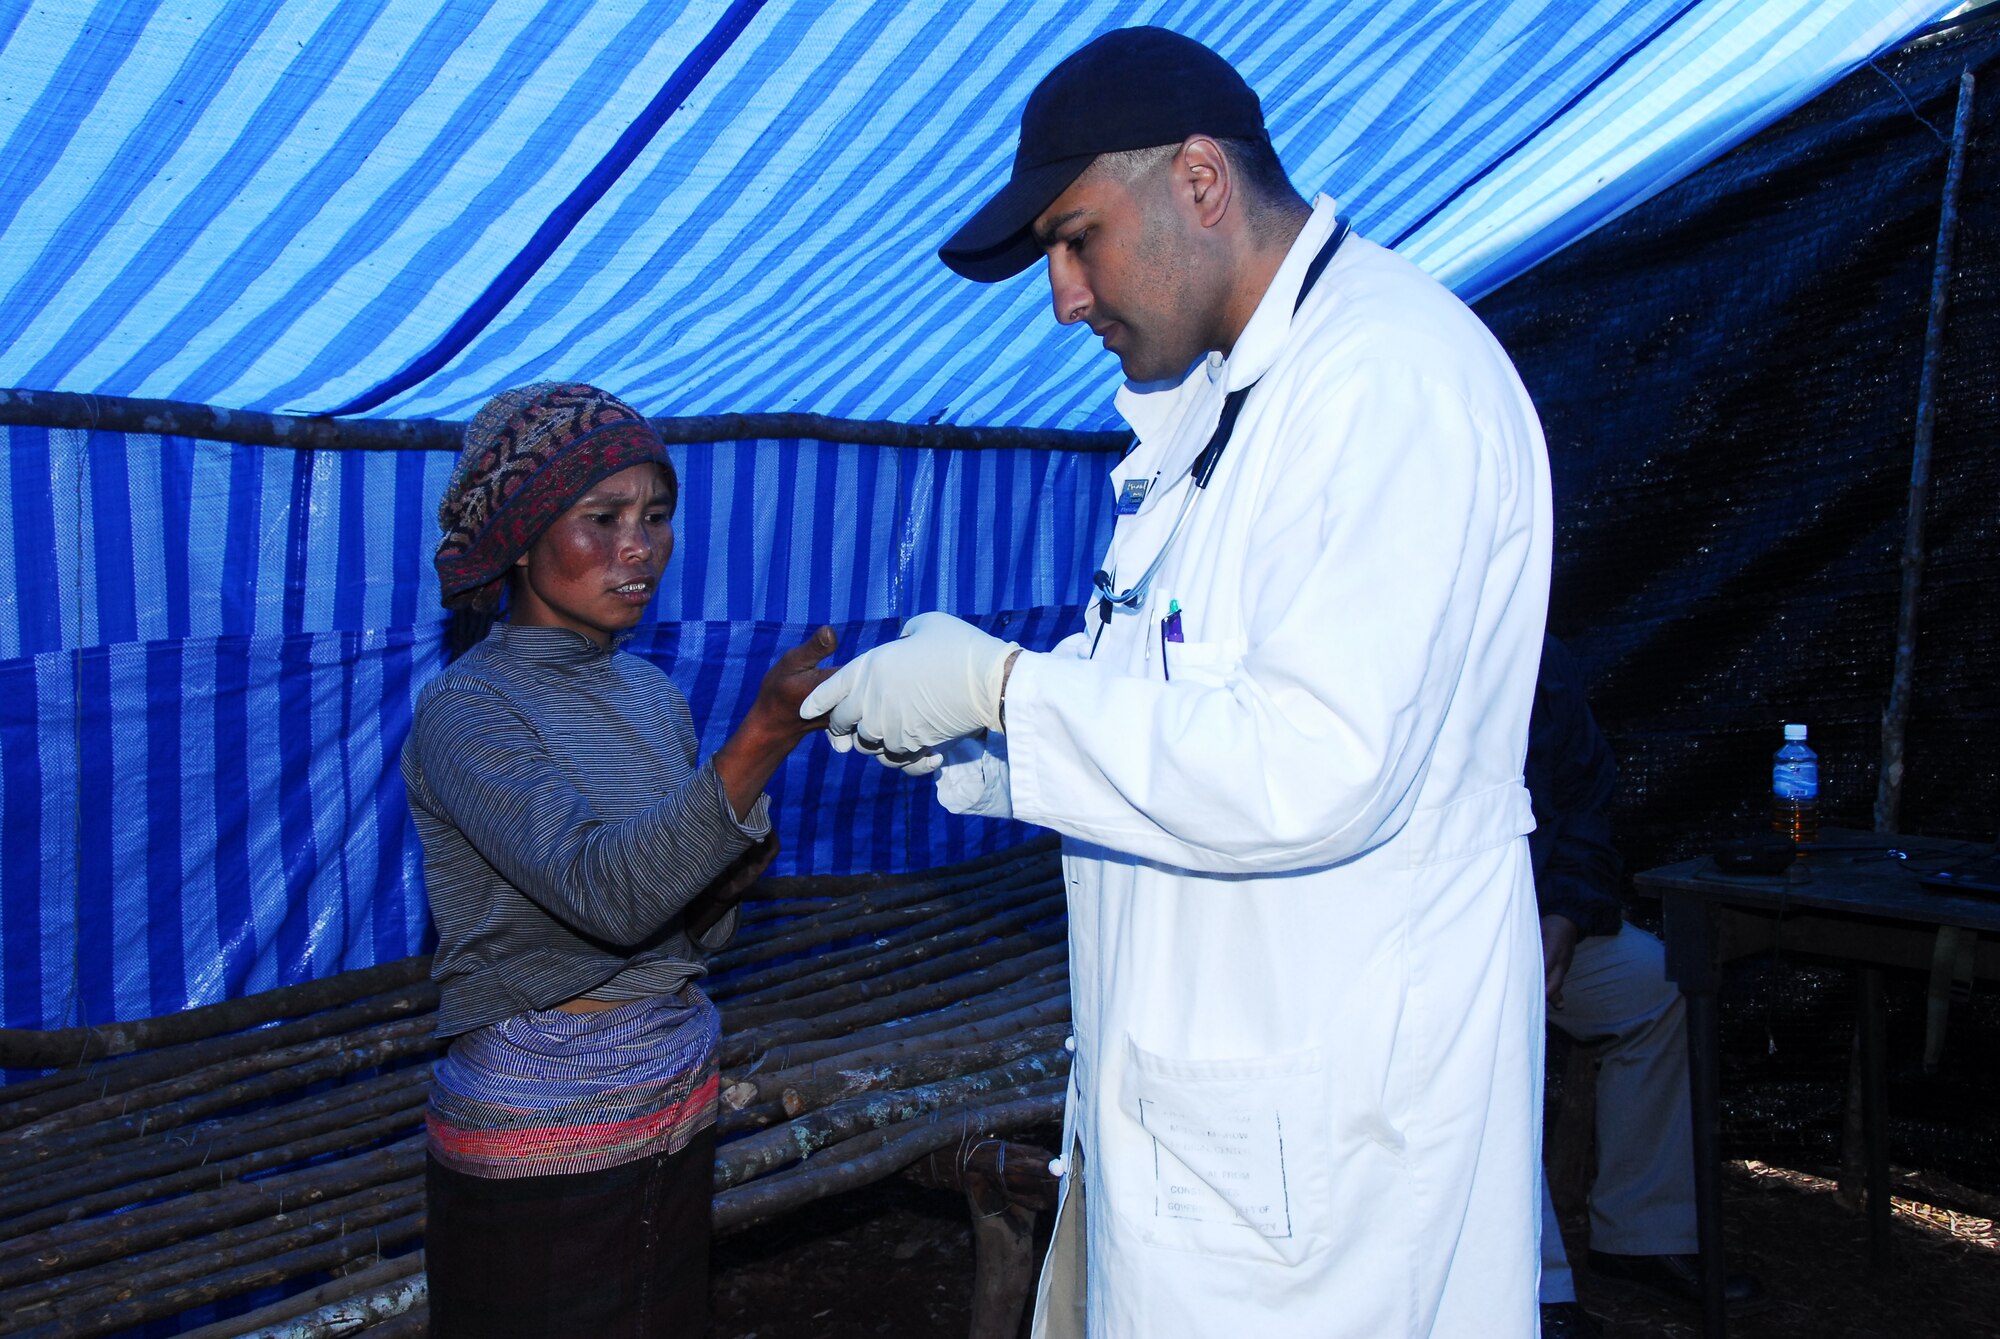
[1089,217,1351,651]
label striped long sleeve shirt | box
[402,622,769,1039]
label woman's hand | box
[686,833,779,939]
[713,627,838,819]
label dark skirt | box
[425,1125,715,1339]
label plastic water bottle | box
[1771,724,1819,846]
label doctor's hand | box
[800,613,1021,755]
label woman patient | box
[401,382,833,1338]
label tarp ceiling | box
[0,0,1956,429]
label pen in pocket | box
[1161,600,1184,680]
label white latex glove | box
[874,747,943,776]
[800,612,1020,755]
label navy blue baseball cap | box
[939,27,1269,283]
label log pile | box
[0,839,1067,1337]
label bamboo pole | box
[0,958,432,1069]
[1876,68,1977,834]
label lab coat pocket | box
[1160,634,1244,688]
[1113,1036,1329,1266]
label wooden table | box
[1636,829,2000,1338]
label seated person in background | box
[1528,635,1766,1338]
[402,382,835,1339]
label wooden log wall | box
[0,839,1067,1337]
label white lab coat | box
[936,198,1552,1338]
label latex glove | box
[801,612,1020,755]
[874,747,944,777]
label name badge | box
[1117,478,1150,515]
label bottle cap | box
[1784,723,1808,741]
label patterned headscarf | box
[435,383,673,611]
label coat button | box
[1063,1035,1077,1053]
[1047,1156,1067,1178]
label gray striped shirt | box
[402,622,769,1039]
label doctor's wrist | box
[996,649,1023,732]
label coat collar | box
[1109,195,1344,498]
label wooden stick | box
[714,1050,1070,1190]
[712,855,1056,964]
[7,1065,429,1196]
[1876,67,1977,834]
[725,986,1067,1110]
[355,1304,427,1338]
[0,1026,437,1170]
[708,872,1053,976]
[907,1139,1061,1213]
[708,880,1059,1007]
[0,984,437,1133]
[6,1210,425,1338]
[0,958,431,1069]
[0,389,1133,456]
[0,1189,424,1329]
[722,920,1065,1032]
[713,1087,1066,1233]
[716,890,1063,1008]
[232,1269,427,1339]
[0,1077,427,1221]
[733,970,1066,1079]
[0,1104,426,1240]
[744,836,1057,903]
[778,1023,1073,1118]
[172,1251,424,1339]
[0,1181,422,1319]
[717,944,1067,1070]
[0,1141,423,1287]
[4,1015,436,1148]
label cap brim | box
[939,154,1096,283]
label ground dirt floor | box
[708,1159,1999,1339]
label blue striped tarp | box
[0,422,1105,1032]
[0,1,1952,427]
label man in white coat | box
[803,27,1553,1338]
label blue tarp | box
[0,0,1952,424]
[0,0,1959,1030]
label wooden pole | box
[717,945,1067,1070]
[0,1141,424,1286]
[1875,68,1976,834]
[0,957,432,1070]
[0,388,1132,455]
[0,984,436,1133]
